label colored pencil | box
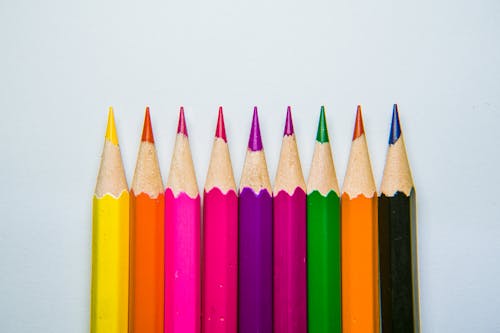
[342,106,379,333]
[165,107,201,333]
[273,106,307,333]
[379,104,420,333]
[306,106,341,333]
[91,107,129,333]
[238,107,273,333]
[129,107,165,333]
[202,107,238,333]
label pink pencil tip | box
[215,106,227,141]
[284,106,294,136]
[177,106,188,136]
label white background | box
[1,0,499,332]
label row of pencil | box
[91,105,418,333]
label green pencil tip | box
[316,106,329,143]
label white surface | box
[0,0,499,332]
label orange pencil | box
[341,106,379,333]
[129,107,165,333]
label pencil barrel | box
[129,192,165,333]
[202,188,238,333]
[378,190,419,333]
[341,194,379,333]
[238,188,273,333]
[91,193,129,333]
[164,189,201,333]
[307,191,341,333]
[273,188,307,333]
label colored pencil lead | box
[105,107,119,145]
[284,106,294,136]
[215,106,227,141]
[248,107,263,151]
[389,104,402,144]
[353,105,365,140]
[316,106,329,143]
[177,106,188,136]
[141,106,155,143]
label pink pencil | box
[202,107,238,333]
[164,107,201,333]
[273,107,307,332]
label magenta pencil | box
[202,107,238,333]
[164,107,201,333]
[273,107,307,332]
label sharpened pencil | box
[273,107,307,333]
[342,106,380,333]
[202,107,238,333]
[307,106,341,333]
[238,107,273,333]
[129,107,165,333]
[379,104,420,333]
[91,107,129,333]
[165,107,201,333]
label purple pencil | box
[273,107,307,333]
[238,107,273,333]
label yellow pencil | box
[91,108,129,333]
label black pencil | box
[378,104,420,333]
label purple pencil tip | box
[284,106,294,136]
[248,106,263,151]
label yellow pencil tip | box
[105,107,119,145]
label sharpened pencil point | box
[215,106,227,142]
[177,106,188,136]
[389,104,402,145]
[284,106,294,136]
[352,105,365,140]
[316,106,329,143]
[105,107,119,145]
[248,106,263,151]
[141,106,155,143]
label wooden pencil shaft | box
[307,191,341,333]
[379,190,419,333]
[129,192,165,333]
[273,188,307,333]
[202,188,238,333]
[91,193,129,333]
[164,189,201,333]
[341,194,380,333]
[238,188,273,333]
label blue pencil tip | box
[389,104,402,144]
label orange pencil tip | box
[141,106,155,143]
[353,105,365,140]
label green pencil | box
[306,106,341,333]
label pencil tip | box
[215,106,227,141]
[141,106,155,143]
[389,104,402,144]
[248,106,263,151]
[105,106,119,145]
[177,106,188,136]
[284,106,294,136]
[353,105,365,140]
[316,106,329,143]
